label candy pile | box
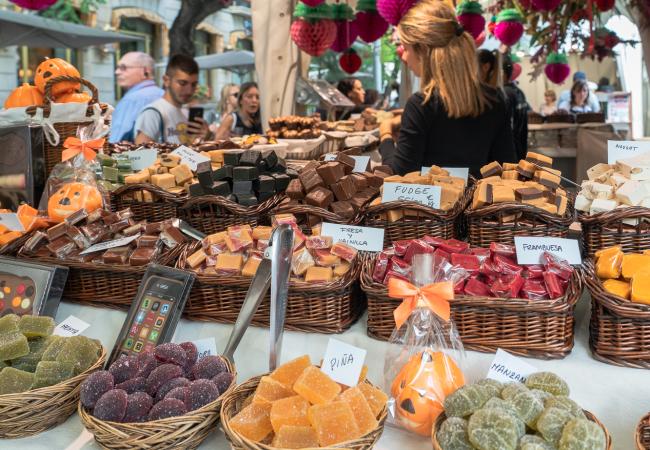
[0,314,101,393]
[473,152,569,217]
[595,246,650,304]
[0,205,48,247]
[267,116,322,140]
[372,238,574,300]
[80,342,233,422]
[229,355,387,447]
[437,372,606,450]
[21,207,186,265]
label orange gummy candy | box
[294,366,341,405]
[308,401,361,446]
[271,425,319,449]
[357,382,388,417]
[270,395,310,433]
[252,376,294,404]
[269,355,311,388]
[229,402,273,442]
[339,387,378,436]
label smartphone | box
[188,107,204,124]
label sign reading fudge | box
[321,222,384,252]
[382,182,442,209]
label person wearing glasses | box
[214,82,262,139]
[218,83,240,119]
[134,54,211,145]
[109,52,163,143]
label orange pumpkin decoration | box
[54,91,92,104]
[47,182,102,223]
[34,58,80,97]
[391,349,465,436]
[4,83,44,109]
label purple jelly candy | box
[116,377,147,394]
[93,389,128,422]
[154,343,187,367]
[80,370,114,409]
[186,379,220,411]
[147,398,188,421]
[190,355,227,380]
[155,377,190,403]
[123,392,153,423]
[179,342,198,373]
[165,386,189,403]
[136,352,158,378]
[108,355,140,384]
[146,363,183,395]
[211,372,234,394]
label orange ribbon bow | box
[388,278,454,329]
[61,137,105,162]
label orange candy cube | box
[229,402,273,442]
[271,425,319,449]
[339,387,378,436]
[357,382,388,417]
[269,355,311,388]
[270,395,310,433]
[308,401,361,446]
[252,376,294,404]
[294,366,341,405]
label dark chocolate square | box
[212,165,233,181]
[239,149,262,166]
[258,191,275,202]
[254,175,275,193]
[262,150,278,169]
[237,193,259,207]
[223,151,241,166]
[189,183,205,197]
[233,180,254,194]
[233,166,259,181]
[211,181,231,196]
[272,173,291,192]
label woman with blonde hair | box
[379,0,516,177]
[218,83,240,118]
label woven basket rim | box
[111,182,188,203]
[578,207,650,224]
[465,201,574,225]
[0,232,34,256]
[636,412,650,450]
[25,76,109,117]
[180,193,283,216]
[273,201,366,225]
[582,260,650,317]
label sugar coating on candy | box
[147,398,188,421]
[500,382,527,401]
[116,377,147,394]
[18,315,55,339]
[10,336,55,372]
[94,389,128,422]
[165,386,189,403]
[525,372,569,396]
[467,408,520,450]
[338,386,378,436]
[308,401,361,446]
[136,352,158,378]
[179,342,198,371]
[230,402,273,442]
[81,370,114,409]
[436,417,473,450]
[269,355,311,388]
[0,367,34,394]
[544,396,586,419]
[476,379,503,399]
[536,406,574,445]
[482,397,525,438]
[272,425,319,449]
[558,418,606,450]
[444,384,490,418]
[507,389,544,428]
[155,377,190,402]
[0,332,29,360]
[109,355,140,384]
[253,376,295,404]
[0,314,19,334]
[357,382,388,417]
[519,435,555,450]
[153,343,187,367]
[123,392,153,423]
[190,355,227,380]
[56,336,100,375]
[186,379,220,410]
[531,388,552,403]
[293,366,341,405]
[212,371,234,394]
[146,363,183,395]
[269,395,310,434]
[40,335,66,361]
[33,360,75,388]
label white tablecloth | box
[10,293,648,450]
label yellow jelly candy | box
[230,402,273,442]
[269,355,311,388]
[602,279,631,299]
[339,386,378,436]
[621,254,650,279]
[595,246,623,279]
[308,401,361,446]
[270,395,310,433]
[357,382,388,417]
[252,376,294,404]
[631,268,650,305]
[271,425,319,449]
[294,366,341,405]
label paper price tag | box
[321,222,384,252]
[351,155,371,173]
[320,338,367,387]
[420,166,470,183]
[53,315,90,337]
[192,337,218,361]
[607,140,650,164]
[487,349,538,383]
[514,236,582,265]
[324,153,337,161]
[125,148,158,171]
[382,182,441,209]
[171,145,210,171]
[0,213,25,232]
[80,233,140,255]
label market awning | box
[0,9,142,48]
[194,50,255,75]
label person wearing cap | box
[557,71,600,112]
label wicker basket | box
[0,232,32,256]
[79,358,236,450]
[637,413,650,450]
[583,260,650,368]
[432,410,611,450]
[360,254,581,359]
[0,346,106,439]
[579,208,650,257]
[26,76,110,178]
[177,242,365,334]
[272,201,365,231]
[109,183,187,223]
[221,374,387,450]
[280,136,328,160]
[179,194,283,234]
[466,202,574,248]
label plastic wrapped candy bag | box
[384,252,468,436]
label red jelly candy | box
[393,240,411,256]
[524,265,545,280]
[422,235,445,247]
[451,253,480,273]
[470,247,491,261]
[387,256,411,277]
[434,248,451,262]
[491,274,525,298]
[479,259,498,278]
[383,270,410,285]
[464,278,491,297]
[146,364,183,395]
[403,239,435,264]
[80,370,114,409]
[191,355,228,380]
[490,242,516,257]
[180,342,198,373]
[147,398,188,420]
[109,355,140,384]
[116,377,147,395]
[186,379,220,410]
[212,372,234,394]
[543,271,565,298]
[94,389,128,422]
[165,386,190,403]
[438,239,470,254]
[154,343,188,367]
[372,251,391,283]
[542,252,574,281]
[522,279,548,300]
[155,377,190,403]
[493,254,524,276]
[123,391,153,423]
[136,352,158,378]
[454,278,466,294]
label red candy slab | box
[434,248,451,263]
[493,254,524,275]
[383,270,410,285]
[524,265,544,280]
[542,251,574,281]
[387,256,411,278]
[543,271,565,298]
[464,278,491,297]
[422,235,445,248]
[393,240,411,256]
[438,238,470,254]
[372,251,391,283]
[489,242,516,257]
[490,274,524,298]
[403,239,435,264]
[451,253,480,273]
[521,279,548,300]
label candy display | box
[594,246,650,304]
[46,181,103,223]
[267,116,323,140]
[0,205,49,248]
[80,341,233,422]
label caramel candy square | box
[215,253,244,275]
[272,425,319,449]
[160,154,181,168]
[516,160,536,179]
[205,231,227,245]
[151,173,176,189]
[242,256,262,277]
[270,395,310,433]
[187,248,207,268]
[333,262,351,277]
[357,383,388,417]
[170,164,193,185]
[308,401,361,446]
[252,226,273,241]
[253,376,294,404]
[270,355,311,388]
[480,161,503,178]
[294,366,341,405]
[304,266,333,282]
[230,402,273,442]
[339,386,378,435]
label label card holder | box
[486,349,538,384]
[171,145,210,171]
[0,213,25,232]
[320,222,384,252]
[53,315,90,337]
[192,337,218,361]
[320,338,367,387]
[607,140,650,164]
[382,182,441,209]
[514,236,582,265]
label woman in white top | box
[539,89,557,116]
[557,80,594,113]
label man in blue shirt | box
[109,52,164,143]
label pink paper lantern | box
[511,63,522,81]
[9,0,57,10]
[355,10,389,43]
[331,20,359,52]
[544,53,571,84]
[377,0,418,26]
[291,19,338,57]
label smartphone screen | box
[188,107,204,123]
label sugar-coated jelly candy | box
[212,371,234,394]
[519,435,555,450]
[116,377,147,395]
[0,332,29,360]
[186,379,220,410]
[253,376,294,404]
[33,361,75,388]
[0,314,19,334]
[482,397,525,438]
[155,377,190,402]
[109,355,140,384]
[269,395,310,433]
[507,389,544,428]
[56,336,100,375]
[467,408,519,450]
[436,417,472,450]
[308,401,361,446]
[500,382,527,401]
[272,425,319,449]
[476,379,503,399]
[40,335,66,361]
[558,418,606,450]
[339,386,378,436]
[544,396,586,419]
[10,336,55,372]
[146,363,183,395]
[536,406,574,445]
[0,367,34,394]
[444,384,489,418]
[179,342,198,372]
[136,352,158,378]
[525,372,569,396]
[269,355,310,388]
[229,402,273,442]
[80,370,114,409]
[357,382,388,417]
[165,386,189,403]
[18,315,55,339]
[94,389,128,422]
[153,343,187,367]
[294,366,341,405]
[190,355,227,380]
[147,398,188,421]
[123,391,153,423]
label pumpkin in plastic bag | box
[47,181,102,223]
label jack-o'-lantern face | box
[47,182,102,223]
[391,350,465,436]
[34,58,80,97]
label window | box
[18,48,78,85]
[118,17,158,59]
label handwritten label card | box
[487,349,538,383]
[80,234,140,255]
[320,338,367,386]
[514,236,582,265]
[607,140,650,164]
[54,315,90,337]
[323,153,337,161]
[382,182,441,209]
[0,213,24,232]
[192,337,218,361]
[351,156,371,173]
[420,166,470,183]
[321,222,384,252]
[171,145,210,171]
[125,148,158,171]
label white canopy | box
[194,50,255,75]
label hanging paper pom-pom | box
[456,1,485,40]
[291,2,338,57]
[301,0,325,6]
[377,0,418,26]
[531,0,562,12]
[330,3,359,52]
[494,9,524,46]
[510,53,522,81]
[339,48,363,74]
[544,52,571,84]
[595,0,615,12]
[355,0,389,43]
[9,0,57,10]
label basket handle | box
[43,75,99,105]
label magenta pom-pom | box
[355,10,389,43]
[545,63,571,84]
[494,21,524,46]
[377,0,418,26]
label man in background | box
[557,71,600,112]
[109,51,163,143]
[503,54,529,160]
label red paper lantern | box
[9,0,57,10]
[291,19,338,57]
[355,0,389,43]
[512,63,522,81]
[330,3,359,52]
[544,52,570,84]
[456,1,485,40]
[377,0,418,26]
[596,0,615,12]
[531,0,562,12]
[339,49,362,74]
[494,9,524,46]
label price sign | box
[607,140,650,164]
[80,234,140,255]
[192,337,218,360]
[53,315,90,337]
[514,237,582,265]
[323,153,337,161]
[487,349,538,384]
[351,156,371,173]
[321,222,384,252]
[125,148,158,171]
[171,145,210,171]
[382,182,441,209]
[320,338,367,386]
[0,213,24,232]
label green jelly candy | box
[0,361,6,369]
[476,379,503,399]
[544,396,586,419]
[97,153,116,167]
[519,435,555,450]
[436,417,473,450]
[0,367,34,394]
[501,382,528,400]
[103,166,119,182]
[467,408,519,450]
[559,418,606,450]
[508,389,544,428]
[18,316,55,339]
[482,397,525,438]
[33,361,75,388]
[0,314,20,334]
[10,336,56,372]
[526,372,570,396]
[444,384,490,417]
[537,406,574,445]
[56,336,100,375]
[41,335,66,361]
[531,388,553,403]
[0,332,29,360]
